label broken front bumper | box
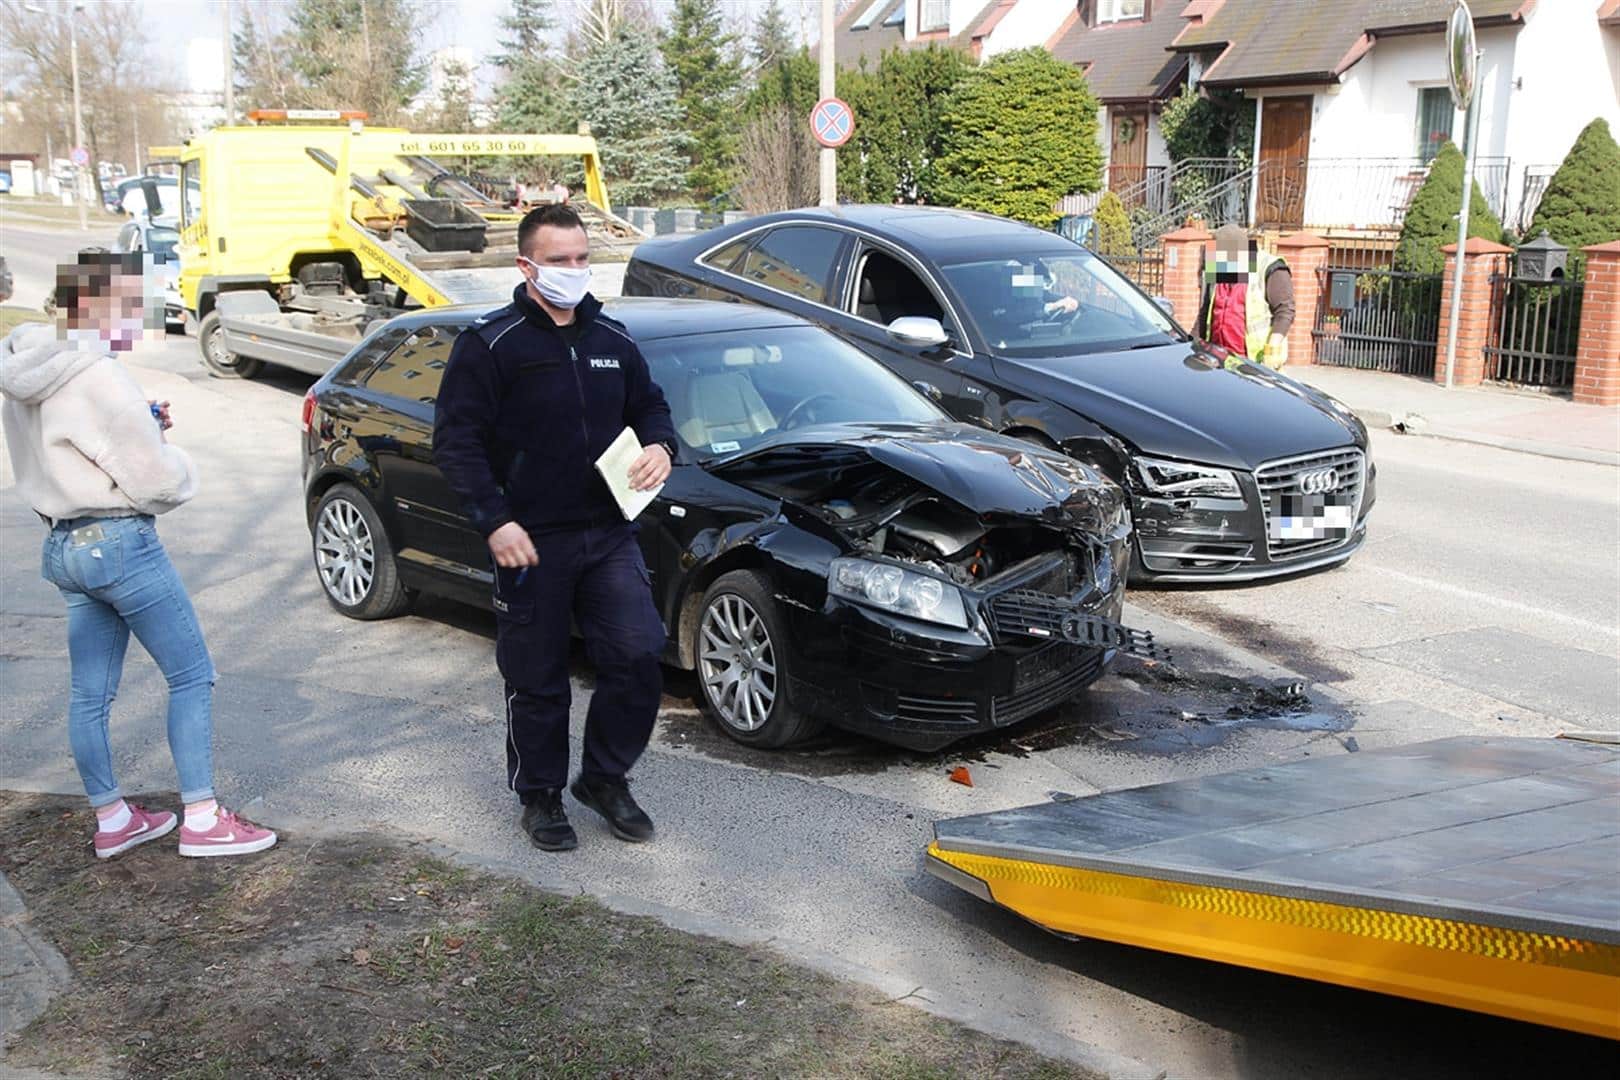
[779,574,1151,751]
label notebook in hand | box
[593,426,664,521]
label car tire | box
[312,484,412,620]
[198,310,263,379]
[695,570,821,748]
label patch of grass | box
[0,791,1092,1080]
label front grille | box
[991,646,1104,727]
[862,682,980,731]
[988,590,1074,641]
[1256,448,1365,560]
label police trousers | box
[493,522,665,798]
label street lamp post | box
[25,2,88,230]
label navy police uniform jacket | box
[433,285,677,537]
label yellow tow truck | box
[171,109,639,379]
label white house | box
[827,1,1620,235]
[1170,0,1620,233]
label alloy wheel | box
[699,593,778,732]
[315,497,376,607]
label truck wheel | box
[312,484,412,620]
[695,571,822,748]
[198,310,263,379]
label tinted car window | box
[702,236,753,273]
[733,226,843,303]
[942,250,1181,356]
[336,326,413,386]
[364,324,456,404]
[643,325,945,459]
[146,227,180,262]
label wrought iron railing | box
[1513,166,1559,234]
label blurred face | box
[58,254,162,352]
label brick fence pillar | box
[1274,231,1331,366]
[1574,240,1620,406]
[1434,236,1513,387]
[1159,226,1212,333]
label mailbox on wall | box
[1329,271,1358,311]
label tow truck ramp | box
[927,736,1619,1038]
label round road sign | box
[810,97,854,149]
[70,146,89,167]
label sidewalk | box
[1286,364,1620,466]
[0,871,72,1074]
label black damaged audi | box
[300,298,1154,751]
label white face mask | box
[520,257,591,310]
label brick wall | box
[1159,226,1211,335]
[1274,231,1331,366]
[1574,241,1620,407]
[1434,237,1513,387]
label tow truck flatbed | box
[926,736,1619,1038]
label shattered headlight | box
[829,558,970,630]
[1133,455,1242,499]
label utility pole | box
[818,0,835,207]
[222,0,236,124]
[68,3,86,230]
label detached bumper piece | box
[926,736,1620,1039]
[988,590,1166,661]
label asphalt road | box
[1,232,1615,1078]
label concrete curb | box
[1348,407,1618,467]
[0,872,73,1065]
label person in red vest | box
[1193,224,1295,369]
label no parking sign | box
[810,98,854,148]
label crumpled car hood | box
[706,421,1126,536]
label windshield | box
[147,228,180,260]
[642,325,945,460]
[942,249,1182,356]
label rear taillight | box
[301,390,316,434]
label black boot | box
[520,789,578,851]
[569,774,655,843]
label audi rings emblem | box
[1298,468,1340,495]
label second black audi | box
[625,206,1376,583]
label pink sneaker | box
[94,804,177,859]
[177,808,277,858]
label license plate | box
[1269,500,1353,541]
[1014,645,1079,691]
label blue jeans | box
[40,515,216,808]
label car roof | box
[648,205,1084,265]
[382,295,813,340]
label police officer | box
[434,203,677,852]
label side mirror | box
[1152,295,1174,318]
[887,316,949,349]
[140,178,162,220]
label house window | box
[920,1,950,32]
[1416,86,1454,163]
[851,0,890,31]
[883,4,905,27]
[1097,0,1146,24]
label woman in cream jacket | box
[1,256,274,859]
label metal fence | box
[1312,260,1445,376]
[1106,244,1166,296]
[1485,273,1584,389]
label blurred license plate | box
[1014,645,1080,690]
[1270,501,1354,540]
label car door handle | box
[912,380,944,402]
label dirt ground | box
[0,791,1089,1080]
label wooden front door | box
[1258,96,1311,228]
[1109,110,1150,205]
